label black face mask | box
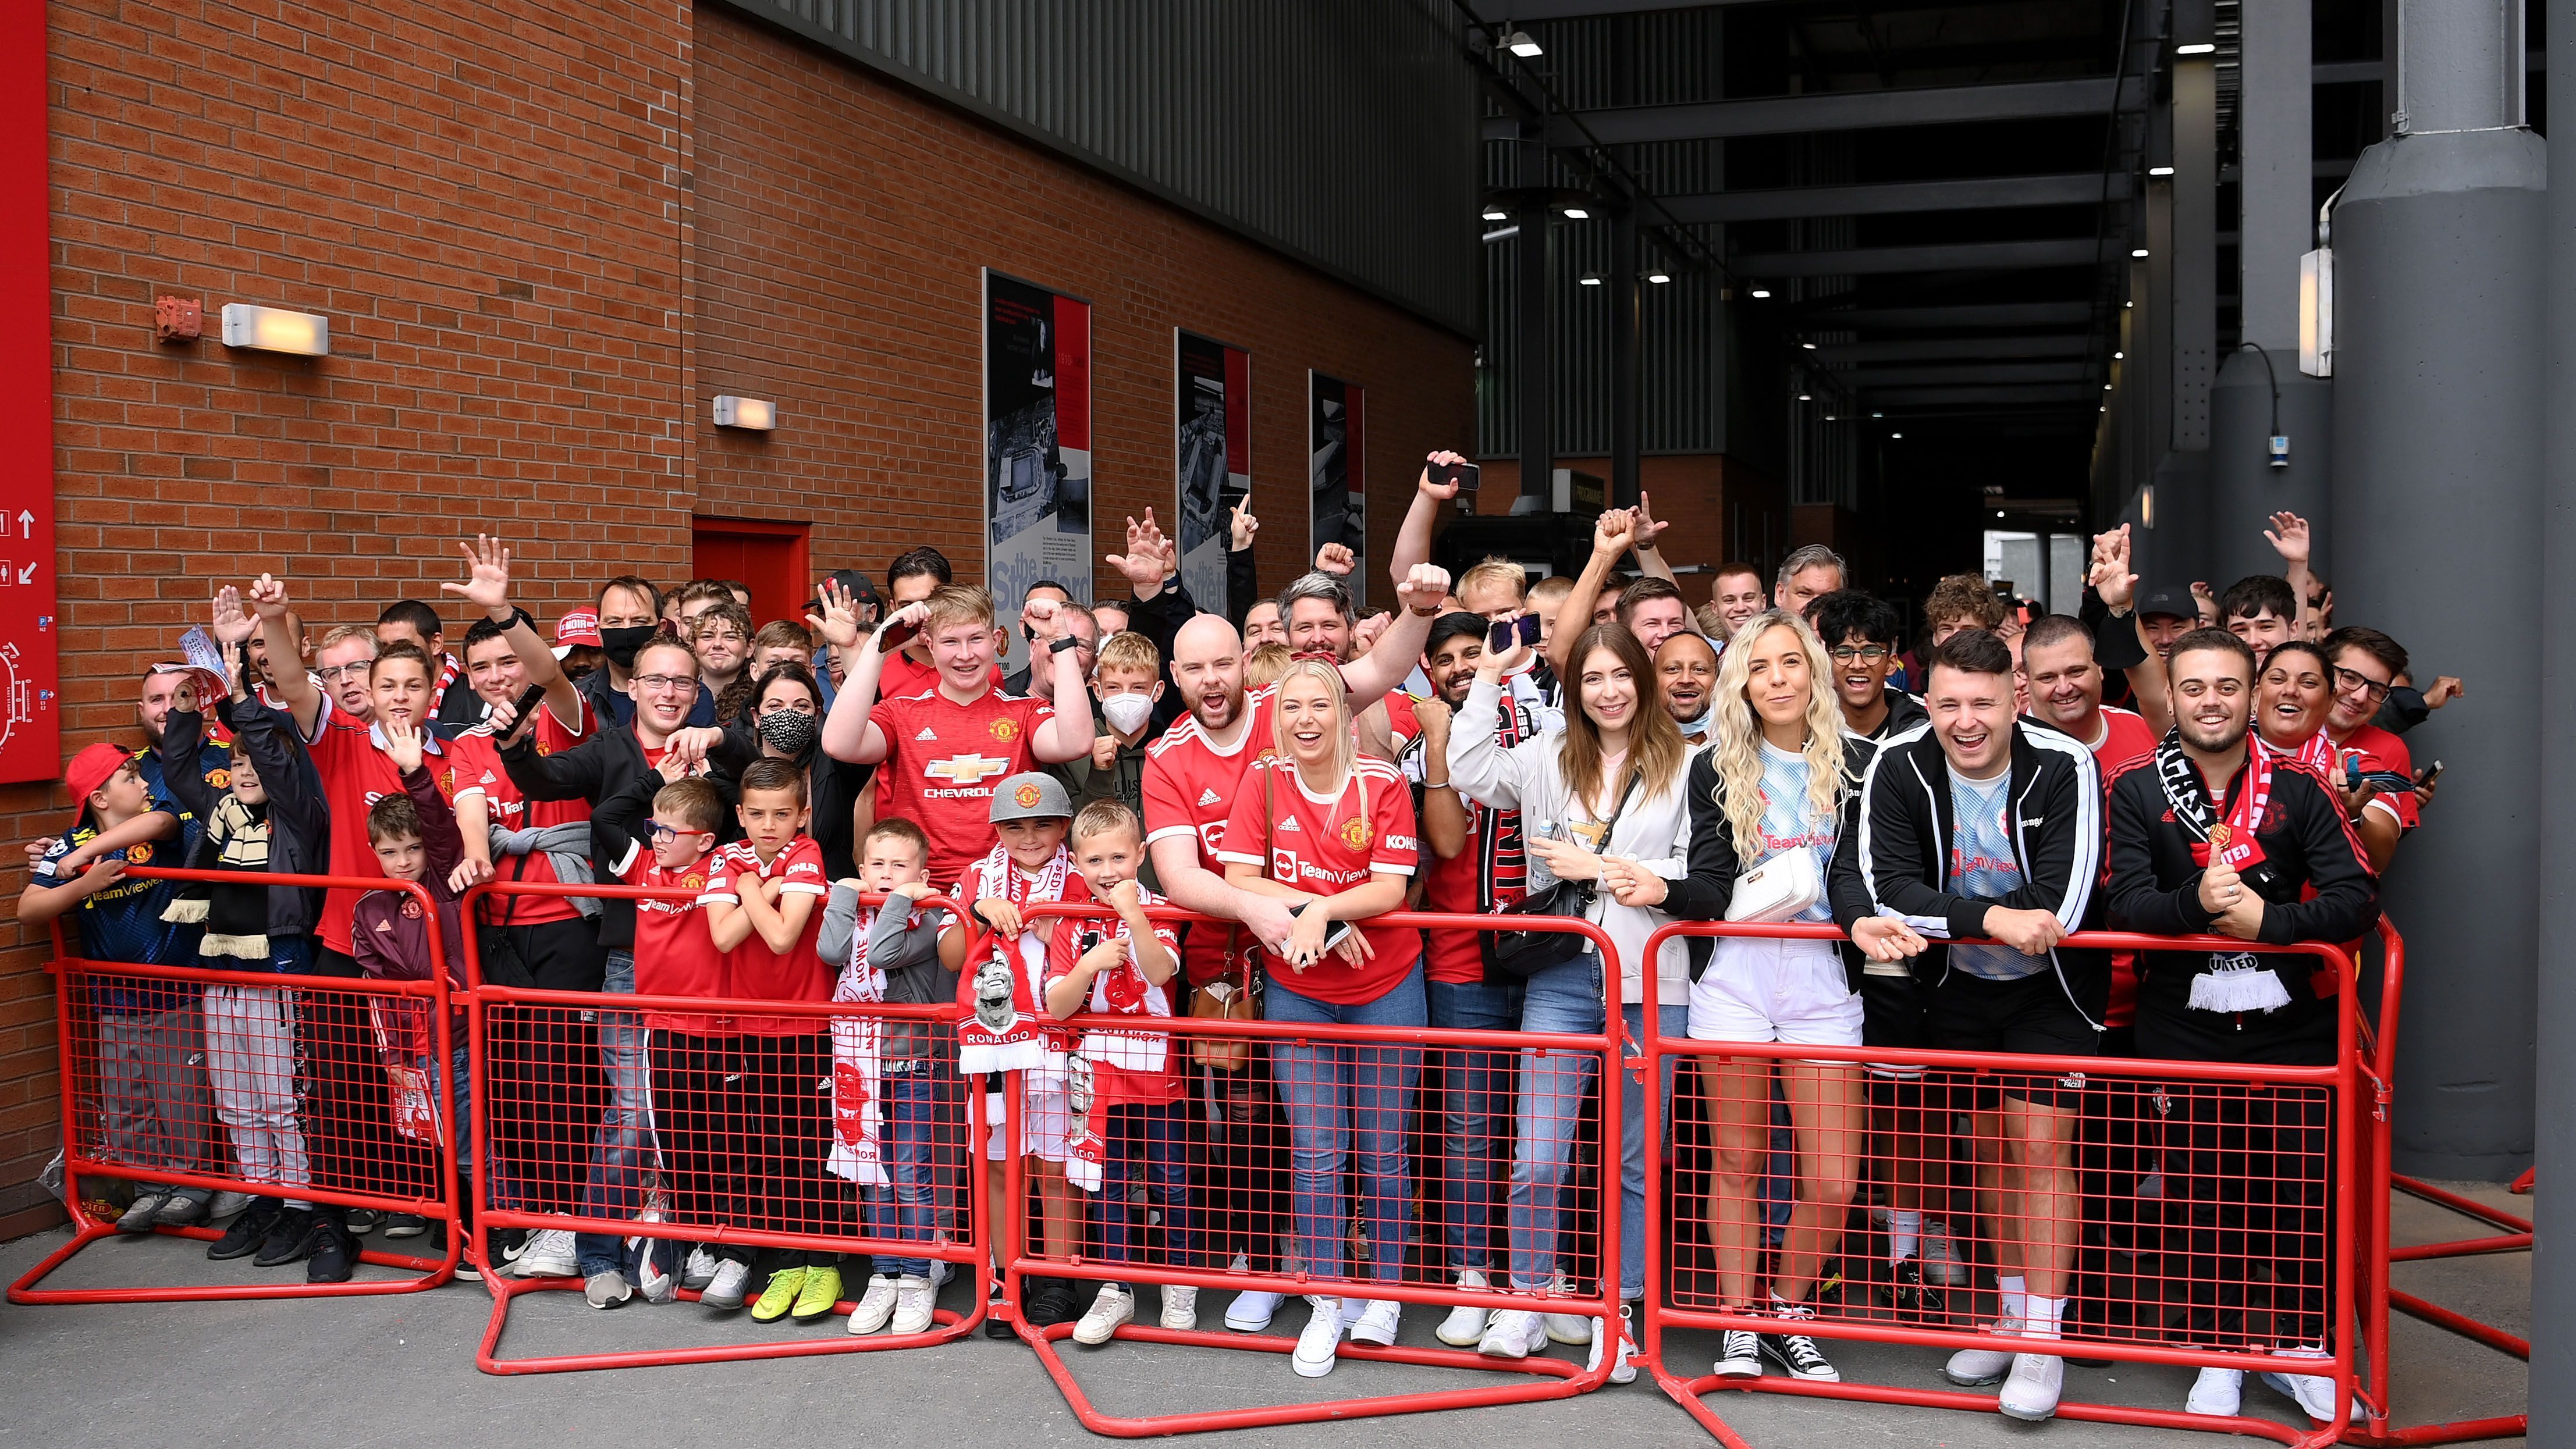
[757,708,819,759]
[599,625,655,670]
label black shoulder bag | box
[1481,767,1638,982]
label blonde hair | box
[1269,657,1356,792]
[1710,610,1848,864]
[1456,557,1527,607]
[1071,798,1142,847]
[1559,624,1689,810]
[1092,630,1161,679]
[922,583,996,633]
[1242,640,1293,692]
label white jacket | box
[1446,677,1696,1005]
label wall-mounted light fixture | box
[1748,288,1772,299]
[2176,41,2216,55]
[1646,269,1671,284]
[1561,205,1590,220]
[221,304,328,357]
[712,395,777,431]
[1577,271,1604,287]
[1503,29,1543,57]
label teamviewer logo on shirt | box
[925,754,1010,784]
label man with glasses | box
[2321,627,2419,872]
[1808,590,1924,740]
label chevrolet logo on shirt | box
[924,754,1011,784]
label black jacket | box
[1854,718,2110,1022]
[1865,688,1927,741]
[158,702,328,941]
[499,722,752,949]
[2104,750,2379,1055]
[1663,732,1881,988]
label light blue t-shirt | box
[1946,770,2042,980]
[1755,740,1836,923]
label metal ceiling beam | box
[1843,361,2098,387]
[1817,333,2095,362]
[1479,75,2145,144]
[1863,382,2102,404]
[1733,237,2101,276]
[1657,172,2111,224]
[1798,300,2097,328]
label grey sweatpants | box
[96,1003,216,1188]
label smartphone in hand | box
[1486,614,1540,654]
[879,616,921,650]
[1430,460,1481,496]
[505,683,548,739]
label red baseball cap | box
[65,742,132,817]
[552,607,604,659]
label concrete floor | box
[0,1183,2528,1448]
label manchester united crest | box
[209,767,232,791]
[1014,781,1043,809]
[1338,817,1372,852]
[399,897,424,919]
[682,871,707,891]
[125,842,154,866]
[989,716,1022,743]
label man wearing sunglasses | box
[2321,627,2418,872]
[1807,590,1924,740]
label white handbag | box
[1725,848,1824,924]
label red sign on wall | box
[0,0,58,784]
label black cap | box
[811,569,880,611]
[2136,582,2194,620]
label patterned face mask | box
[757,707,819,759]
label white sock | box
[1999,1274,2028,1325]
[2026,1295,2066,1340]
[1889,1209,1922,1263]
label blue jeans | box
[1092,1102,1198,1284]
[1264,961,1427,1290]
[1506,951,1684,1301]
[577,950,653,1276]
[864,1066,952,1280]
[1426,976,1522,1273]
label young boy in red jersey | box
[591,764,726,1309]
[700,759,837,1323]
[1043,800,1191,1346]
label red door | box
[691,518,811,628]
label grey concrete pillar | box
[2207,348,2332,589]
[2237,0,2312,353]
[2329,0,2543,1176]
[1516,159,1554,505]
[2529,0,2574,1430]
[1610,206,1641,509]
[2169,51,2216,450]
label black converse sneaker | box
[1763,1302,1841,1382]
[1714,1327,1763,1378]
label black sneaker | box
[305,1217,356,1284]
[1881,1258,1945,1320]
[985,1277,1014,1339]
[1713,1327,1763,1377]
[1029,1277,1080,1328]
[1762,1315,1842,1382]
[344,1207,381,1235]
[253,1208,316,1268]
[208,1200,283,1261]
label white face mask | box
[1100,693,1155,736]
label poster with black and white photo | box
[983,270,1092,674]
[1175,331,1250,611]
[1308,372,1364,604]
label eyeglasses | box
[2331,665,2392,704]
[316,663,373,682]
[1829,646,1891,665]
[633,674,697,694]
[647,823,708,842]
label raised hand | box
[805,576,862,651]
[1230,500,1259,551]
[440,535,514,616]
[1352,612,1390,653]
[1107,515,1166,592]
[1106,877,1143,915]
[1633,491,1669,551]
[2190,581,2218,625]
[2089,525,2137,610]
[1314,542,1356,577]
[1592,507,1636,560]
[248,573,290,621]
[875,600,929,651]
[209,586,258,647]
[1416,450,1467,501]
[381,717,425,775]
[2264,512,2311,568]
[1022,595,1067,645]
[1394,562,1453,617]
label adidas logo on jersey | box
[1275,816,1299,832]
[1197,788,1221,806]
[915,727,938,741]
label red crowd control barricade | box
[10,867,460,1305]
[1637,921,2362,1449]
[459,880,989,1375]
[1003,902,1629,1436]
[2349,918,2529,1446]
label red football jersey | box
[2330,722,2419,832]
[305,708,434,957]
[438,730,581,927]
[1140,687,1280,985]
[698,836,833,1035]
[1043,898,1185,1108]
[878,650,1003,703]
[618,844,727,1035]
[873,686,1057,888]
[1418,785,1496,985]
[1214,753,1420,1005]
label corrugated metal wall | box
[718,0,1483,336]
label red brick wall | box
[3,0,1470,1232]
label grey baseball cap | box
[988,771,1073,824]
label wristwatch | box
[1048,635,1082,655]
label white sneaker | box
[931,1257,954,1290]
[2187,1365,2245,1416]
[848,1274,900,1334]
[1999,1352,2064,1422]
[1479,1308,1544,1359]
[1160,1284,1198,1331]
[1943,1316,2021,1386]
[700,1259,752,1311]
[1348,1298,1401,1347]
[1921,1223,1971,1287]
[1075,1284,1135,1345]
[1436,1269,1491,1347]
[1588,1304,1638,1385]
[682,1246,720,1291]
[2259,1343,2358,1424]
[583,1269,632,1309]
[1714,1327,1763,1378]
[889,1276,936,1335]
[1543,1272,1594,1344]
[506,1227,579,1279]
[1226,1287,1286,1332]
[1292,1296,1344,1377]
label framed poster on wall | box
[1175,330,1250,613]
[1307,372,1364,606]
[983,270,1093,675]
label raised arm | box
[442,533,584,732]
[1025,599,1096,763]
[2089,525,2172,735]
[1547,509,1636,680]
[816,585,906,764]
[1335,564,1453,702]
[1389,451,1469,583]
[1225,501,1260,623]
[1630,492,1678,584]
[248,572,322,736]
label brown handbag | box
[1189,766,1277,1072]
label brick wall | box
[4,0,1470,1233]
[1474,455,1788,604]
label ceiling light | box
[2114,350,2124,358]
[1504,28,1543,58]
[1561,205,1589,220]
[2148,165,2176,177]
[2125,300,2134,308]
[712,395,777,430]
[219,303,329,357]
[1578,270,1604,286]
[1801,341,1817,350]
[2104,383,2113,390]
[1482,205,1508,222]
[2176,41,2216,55]
[2132,247,2151,258]
[1891,432,1904,439]
[1797,393,1812,401]
[1871,411,1883,418]
[1646,269,1671,284]
[1996,511,2007,519]
[2101,405,2109,412]
[1749,287,1772,299]
[1824,414,1836,421]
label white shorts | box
[1687,934,1863,1053]
[984,1081,1071,1163]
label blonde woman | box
[1613,609,1926,1386]
[1214,658,1422,1380]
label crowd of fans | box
[19,458,2450,1427]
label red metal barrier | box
[9,866,460,1304]
[1636,920,2362,1449]
[1003,900,1629,1436]
[2348,917,2529,1446]
[459,880,989,1375]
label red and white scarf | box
[955,843,1076,1077]
[2257,727,2337,777]
[825,901,891,1187]
[1072,899,1177,1075]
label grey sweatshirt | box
[816,886,958,1068]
